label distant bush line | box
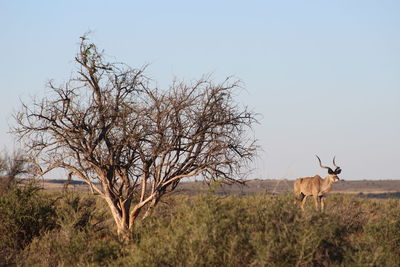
[357,192,400,199]
[42,179,88,185]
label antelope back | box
[295,175,322,195]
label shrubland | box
[0,181,399,266]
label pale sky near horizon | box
[0,1,399,180]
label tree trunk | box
[142,197,159,220]
[128,205,142,230]
[103,196,131,240]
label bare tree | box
[13,36,258,238]
[0,151,32,193]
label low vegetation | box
[0,181,399,266]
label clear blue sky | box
[1,1,399,180]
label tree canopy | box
[13,36,258,237]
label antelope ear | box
[335,168,342,174]
[328,168,334,174]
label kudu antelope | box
[294,156,341,211]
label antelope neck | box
[320,176,334,194]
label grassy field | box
[1,180,400,266]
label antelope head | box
[316,155,341,182]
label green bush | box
[1,188,399,266]
[55,192,108,232]
[20,228,122,267]
[19,192,119,266]
[0,181,57,265]
[245,195,352,266]
[347,199,400,266]
[114,194,360,266]
[119,194,254,266]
